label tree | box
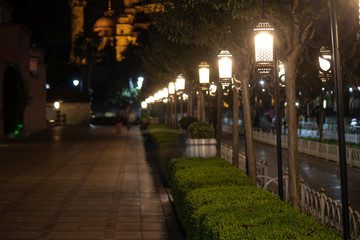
[153,0,261,184]
[265,0,360,207]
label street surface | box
[222,134,360,211]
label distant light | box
[141,101,147,109]
[262,88,265,92]
[209,84,217,96]
[137,77,144,89]
[358,86,360,91]
[45,83,50,89]
[295,102,300,107]
[323,100,327,109]
[54,101,60,110]
[349,87,353,93]
[73,79,80,86]
[168,82,175,95]
[322,87,325,91]
[260,80,265,86]
[299,91,302,96]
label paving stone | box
[0,126,183,240]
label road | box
[222,134,360,211]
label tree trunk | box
[216,82,223,157]
[187,93,192,117]
[170,99,174,128]
[285,62,299,208]
[232,87,239,167]
[167,101,170,126]
[196,93,201,120]
[174,95,178,129]
[241,69,257,185]
[200,91,206,122]
[319,92,325,142]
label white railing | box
[221,143,360,239]
[252,128,360,168]
[220,144,264,175]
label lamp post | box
[169,81,176,128]
[329,0,350,237]
[199,62,211,123]
[254,20,284,201]
[217,50,241,166]
[162,87,169,125]
[176,74,186,125]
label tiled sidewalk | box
[0,126,182,240]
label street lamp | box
[169,81,176,128]
[325,1,350,236]
[73,79,79,86]
[175,74,185,94]
[319,46,332,83]
[254,19,284,201]
[73,79,82,93]
[176,74,186,121]
[168,82,175,95]
[199,62,210,88]
[199,62,211,123]
[218,50,233,92]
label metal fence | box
[252,128,360,168]
[220,143,360,239]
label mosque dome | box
[93,13,116,37]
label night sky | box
[7,0,107,62]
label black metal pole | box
[329,0,350,238]
[216,82,223,157]
[274,44,283,201]
[244,119,249,175]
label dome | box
[94,15,116,29]
[93,14,116,37]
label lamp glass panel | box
[175,75,185,91]
[319,54,331,72]
[255,32,274,63]
[218,57,232,79]
[168,82,175,94]
[162,87,169,98]
[199,67,210,84]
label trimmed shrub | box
[144,124,182,184]
[169,157,341,240]
[188,121,215,139]
[169,157,251,198]
[179,116,198,131]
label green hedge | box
[169,157,341,240]
[144,124,182,184]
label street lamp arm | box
[232,75,241,92]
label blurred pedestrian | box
[125,105,131,131]
[115,112,123,134]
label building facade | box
[0,2,47,139]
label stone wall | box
[59,102,90,125]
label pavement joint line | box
[0,126,183,239]
[0,150,84,217]
[36,137,113,237]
